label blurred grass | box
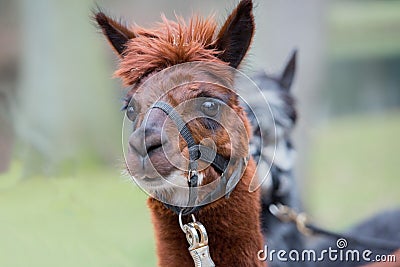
[306,111,400,230]
[1,112,399,266]
[0,165,156,267]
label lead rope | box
[269,203,400,251]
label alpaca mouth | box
[135,172,190,198]
[142,177,162,183]
[126,146,179,178]
[135,175,168,189]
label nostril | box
[143,130,167,156]
[146,142,163,155]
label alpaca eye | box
[201,100,220,117]
[126,106,136,121]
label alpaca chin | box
[158,172,206,207]
[134,170,205,207]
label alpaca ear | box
[280,50,297,90]
[214,0,255,68]
[94,11,136,56]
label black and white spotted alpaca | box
[245,51,305,255]
[245,51,400,267]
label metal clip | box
[179,212,215,267]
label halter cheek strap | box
[151,101,245,215]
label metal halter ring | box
[187,169,198,182]
[179,210,197,232]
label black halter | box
[151,101,247,215]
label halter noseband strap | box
[151,101,243,216]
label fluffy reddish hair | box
[95,0,255,87]
[115,15,227,86]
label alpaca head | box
[95,0,255,206]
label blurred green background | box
[0,0,399,266]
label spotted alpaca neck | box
[147,159,266,267]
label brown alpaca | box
[95,1,266,266]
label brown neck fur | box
[147,159,266,267]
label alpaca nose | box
[129,128,164,157]
[129,109,166,157]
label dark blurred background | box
[0,0,399,266]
